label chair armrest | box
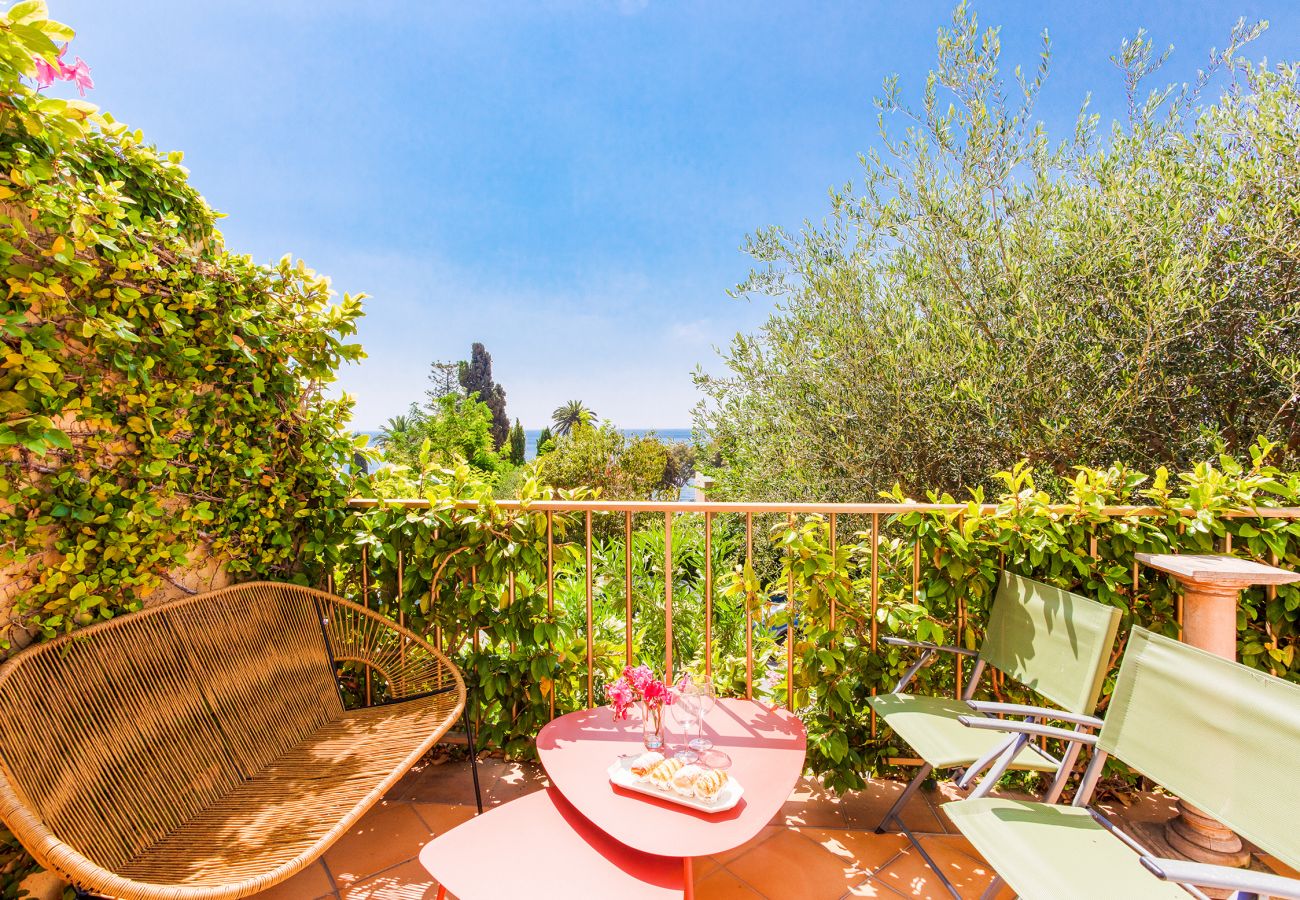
[956,715,1099,746]
[1140,856,1300,900]
[964,701,1103,729]
[318,593,466,705]
[880,635,979,657]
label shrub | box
[696,9,1300,501]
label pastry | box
[692,769,729,801]
[671,764,704,797]
[645,757,684,789]
[630,751,665,778]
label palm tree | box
[376,412,419,447]
[551,400,595,437]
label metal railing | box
[342,498,1300,719]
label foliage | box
[344,459,598,756]
[377,394,502,476]
[535,425,554,456]
[0,1,363,652]
[340,470,753,755]
[457,342,509,450]
[662,441,697,496]
[695,8,1300,502]
[341,443,1300,798]
[0,0,363,890]
[551,399,594,437]
[540,422,688,503]
[508,418,525,465]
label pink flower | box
[33,56,58,89]
[606,676,637,720]
[642,679,676,708]
[28,45,92,96]
[65,57,93,96]
[623,664,654,694]
[32,45,67,90]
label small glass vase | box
[640,701,664,751]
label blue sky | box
[55,1,1298,429]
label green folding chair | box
[945,626,1300,899]
[867,572,1121,897]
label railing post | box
[625,511,633,667]
[664,510,674,682]
[745,512,754,700]
[585,511,594,708]
[704,511,713,683]
[546,510,555,720]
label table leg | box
[683,857,694,900]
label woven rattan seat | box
[0,582,468,900]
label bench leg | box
[464,687,483,814]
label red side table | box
[537,698,807,898]
[421,786,685,899]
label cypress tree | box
[457,342,510,449]
[508,419,526,465]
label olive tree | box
[695,6,1298,501]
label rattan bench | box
[0,582,475,900]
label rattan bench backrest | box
[0,583,341,869]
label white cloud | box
[316,247,772,431]
[669,318,713,345]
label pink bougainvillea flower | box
[66,57,93,96]
[623,664,654,694]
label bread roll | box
[671,764,705,797]
[693,769,729,801]
[646,756,684,789]
[630,751,665,778]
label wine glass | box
[669,689,701,763]
[687,679,716,754]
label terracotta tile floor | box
[245,758,1273,899]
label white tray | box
[606,757,744,813]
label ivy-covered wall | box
[1,4,365,893]
[0,4,364,658]
[0,0,366,660]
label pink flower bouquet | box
[605,664,676,720]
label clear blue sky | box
[54,1,1298,430]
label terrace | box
[230,497,1300,898]
[5,3,1300,899]
[8,492,1300,899]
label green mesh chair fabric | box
[978,572,1121,715]
[944,799,1190,900]
[865,694,1058,771]
[1099,626,1300,871]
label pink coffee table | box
[421,786,684,899]
[537,698,807,898]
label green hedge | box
[343,442,1299,795]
